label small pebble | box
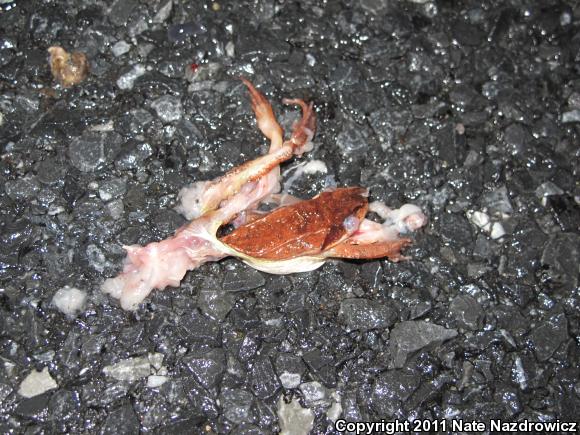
[5,176,40,201]
[147,375,168,388]
[111,40,131,57]
[52,286,87,317]
[18,367,57,398]
[103,353,163,382]
[277,396,314,435]
[151,95,183,123]
[561,109,580,123]
[117,64,146,90]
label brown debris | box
[47,46,89,87]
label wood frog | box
[102,80,426,310]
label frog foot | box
[282,97,316,156]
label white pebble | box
[117,64,146,90]
[277,396,314,435]
[52,286,87,317]
[107,199,125,220]
[103,356,150,382]
[468,210,490,229]
[326,391,342,423]
[152,0,173,24]
[103,353,164,382]
[111,40,131,57]
[147,375,168,388]
[468,210,507,240]
[279,371,301,389]
[18,367,57,398]
[225,41,235,57]
[490,222,506,239]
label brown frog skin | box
[218,186,417,270]
[220,187,369,260]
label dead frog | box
[102,80,427,310]
[220,187,427,273]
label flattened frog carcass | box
[102,80,427,310]
[219,187,424,274]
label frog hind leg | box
[241,78,284,151]
[324,238,413,262]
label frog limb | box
[198,93,315,215]
[316,202,427,262]
[176,80,315,219]
[323,238,412,262]
[350,203,428,243]
[101,173,279,311]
